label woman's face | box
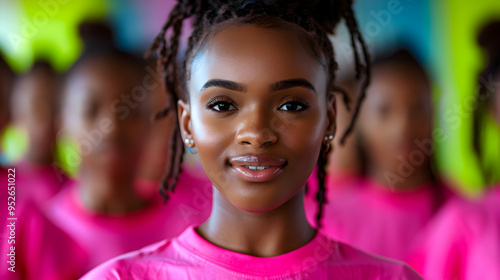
[139,77,176,182]
[358,65,433,174]
[179,25,335,213]
[64,58,150,176]
[12,71,57,155]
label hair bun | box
[277,0,351,34]
[236,0,350,34]
[309,0,351,34]
[78,20,115,53]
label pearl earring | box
[184,138,197,154]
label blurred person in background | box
[327,77,364,187]
[44,21,210,274]
[407,20,500,280]
[0,53,87,280]
[135,66,176,198]
[306,49,450,262]
[304,74,364,202]
[10,60,67,206]
[135,57,212,207]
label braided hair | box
[148,0,370,228]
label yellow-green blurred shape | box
[0,125,28,164]
[55,135,80,177]
[479,112,500,186]
[0,0,109,72]
[434,0,500,196]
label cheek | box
[189,105,232,173]
[414,120,432,139]
[278,112,324,155]
[360,115,388,147]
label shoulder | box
[80,239,176,280]
[323,239,423,280]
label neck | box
[369,162,434,190]
[79,164,148,213]
[197,187,315,257]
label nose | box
[236,110,278,148]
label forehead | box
[190,25,327,92]
[13,71,56,105]
[68,58,143,100]
[366,65,430,106]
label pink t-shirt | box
[0,167,88,280]
[45,166,212,273]
[305,177,445,261]
[81,225,422,279]
[407,185,500,280]
[16,160,67,207]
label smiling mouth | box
[228,155,287,183]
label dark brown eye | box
[278,101,307,112]
[210,102,236,112]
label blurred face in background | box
[63,56,150,178]
[138,75,176,183]
[328,79,362,175]
[358,61,433,179]
[12,66,58,164]
[0,60,14,134]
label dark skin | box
[12,70,57,165]
[138,72,176,183]
[493,72,500,126]
[64,57,151,213]
[329,80,362,176]
[358,63,434,189]
[178,25,336,257]
[0,59,15,135]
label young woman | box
[0,56,86,280]
[10,61,68,206]
[82,1,421,279]
[305,49,449,262]
[45,46,210,273]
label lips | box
[228,155,287,183]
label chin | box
[228,193,291,214]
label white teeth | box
[245,166,270,170]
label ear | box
[177,99,193,142]
[325,92,337,138]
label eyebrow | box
[270,78,316,94]
[200,79,246,93]
[199,78,316,94]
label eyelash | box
[205,96,310,113]
[206,96,237,112]
[277,98,310,112]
